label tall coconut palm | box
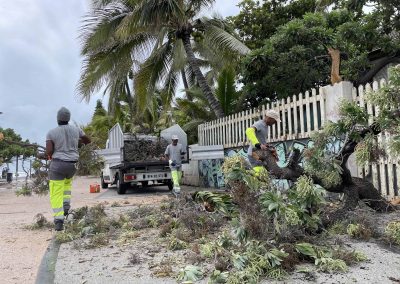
[173,64,241,143]
[78,0,249,118]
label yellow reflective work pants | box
[49,160,76,221]
[49,178,72,220]
[171,169,182,191]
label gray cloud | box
[0,0,241,145]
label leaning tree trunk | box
[252,116,398,225]
[181,31,225,118]
[328,47,342,85]
[181,69,193,101]
[125,79,135,121]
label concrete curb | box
[35,237,61,284]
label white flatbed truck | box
[97,124,187,194]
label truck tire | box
[166,180,173,191]
[101,175,108,189]
[116,175,127,194]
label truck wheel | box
[166,180,173,191]
[116,175,127,194]
[141,181,148,188]
[101,175,108,189]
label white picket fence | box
[352,80,399,198]
[198,88,327,148]
[198,80,399,198]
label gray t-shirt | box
[247,120,269,156]
[46,125,85,161]
[165,143,184,167]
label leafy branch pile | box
[124,136,169,162]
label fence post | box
[322,81,358,177]
[323,81,354,122]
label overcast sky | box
[0,0,241,146]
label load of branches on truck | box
[123,135,169,162]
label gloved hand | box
[169,160,176,167]
[255,143,268,150]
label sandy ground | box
[55,223,400,284]
[53,197,400,284]
[277,239,400,284]
[0,176,171,284]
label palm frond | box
[77,32,152,101]
[161,69,180,106]
[134,0,185,26]
[187,0,216,14]
[184,65,197,88]
[172,39,187,71]
[89,0,118,9]
[175,98,213,120]
[77,46,130,101]
[80,3,131,55]
[134,41,174,112]
[199,17,250,56]
[182,119,206,132]
[215,65,239,115]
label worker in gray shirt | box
[246,110,280,174]
[164,135,185,196]
[46,107,91,231]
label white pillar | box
[323,81,354,123]
[322,81,359,177]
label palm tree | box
[174,64,241,143]
[78,0,249,118]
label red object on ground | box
[90,183,100,193]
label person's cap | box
[57,107,71,122]
[265,109,280,122]
[171,135,179,140]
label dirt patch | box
[0,176,175,284]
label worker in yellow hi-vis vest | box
[164,135,186,197]
[245,110,280,174]
[46,107,91,231]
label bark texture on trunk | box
[181,69,193,101]
[125,79,135,119]
[328,47,342,85]
[252,115,399,225]
[181,31,225,118]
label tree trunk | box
[181,69,193,101]
[328,47,342,85]
[255,147,395,224]
[125,79,135,119]
[181,32,225,118]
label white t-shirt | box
[46,125,85,161]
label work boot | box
[172,186,181,198]
[63,203,70,216]
[54,219,64,231]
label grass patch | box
[168,235,188,251]
[25,213,52,230]
[346,223,372,240]
[384,221,400,246]
[117,230,140,245]
[327,221,347,235]
[84,233,110,249]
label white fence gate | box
[198,80,399,198]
